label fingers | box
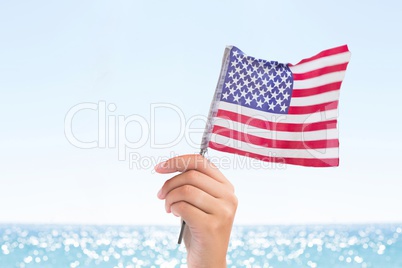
[167,191,237,228]
[170,201,209,227]
[157,168,238,220]
[154,154,228,185]
[158,170,229,200]
[155,154,238,231]
[164,184,216,214]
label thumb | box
[154,160,176,174]
[154,154,226,183]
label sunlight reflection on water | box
[0,224,401,267]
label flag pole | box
[177,149,207,244]
[177,220,186,244]
[177,46,231,244]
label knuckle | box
[162,178,172,189]
[231,193,238,205]
[185,170,198,182]
[208,203,237,233]
[221,203,235,221]
[193,154,205,169]
[180,184,193,197]
[171,201,187,214]
[229,194,239,210]
[227,181,235,193]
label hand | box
[155,154,238,268]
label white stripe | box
[292,71,346,90]
[290,90,340,106]
[210,133,339,159]
[289,52,351,74]
[216,102,338,124]
[213,118,338,141]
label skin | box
[155,154,238,268]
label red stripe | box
[209,141,339,167]
[288,101,338,115]
[304,120,337,131]
[292,63,349,80]
[291,82,342,97]
[216,110,337,132]
[212,125,339,149]
[290,45,349,66]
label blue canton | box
[220,47,294,114]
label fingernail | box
[155,161,168,170]
[157,188,163,199]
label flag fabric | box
[201,45,351,167]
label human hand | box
[155,154,238,268]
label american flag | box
[201,45,351,167]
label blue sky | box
[1,0,401,225]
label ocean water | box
[0,224,401,268]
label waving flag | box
[201,45,351,167]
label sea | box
[1,224,401,268]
